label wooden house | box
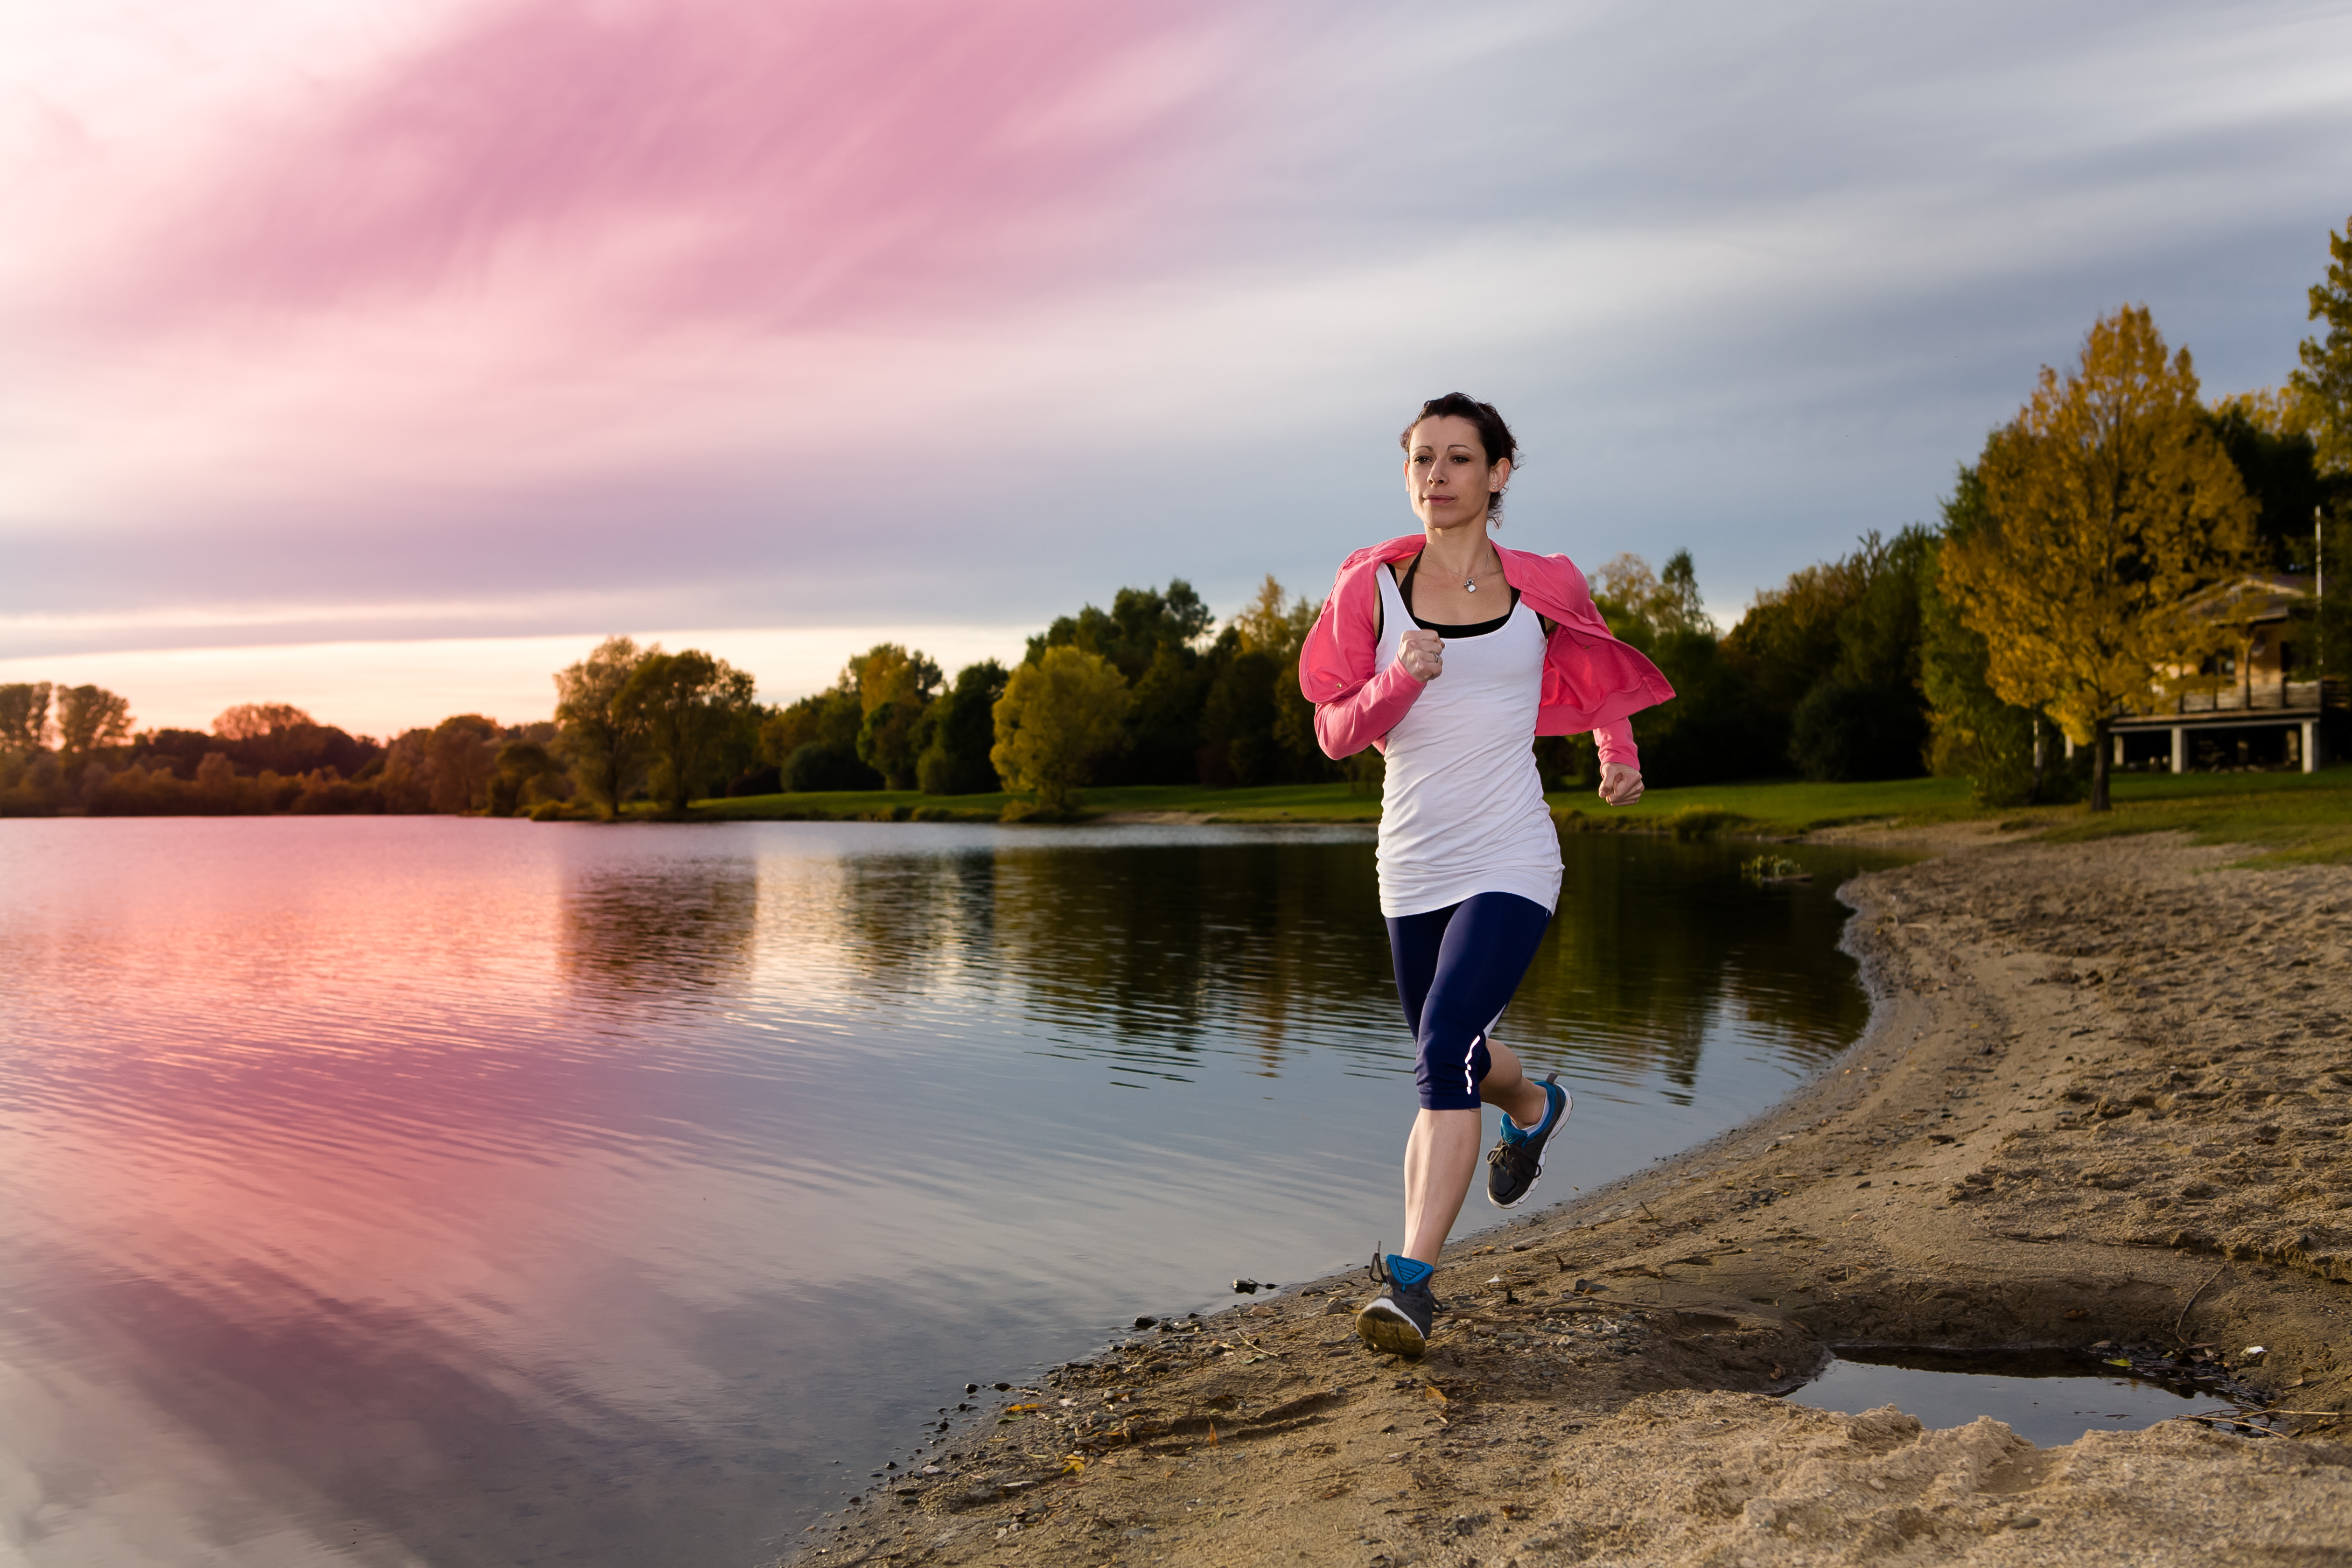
[2097,573,2337,772]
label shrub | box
[1789,677,1928,782]
[782,741,881,793]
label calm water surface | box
[0,818,1898,1566]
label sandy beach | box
[793,830,2351,1567]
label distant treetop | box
[213,702,317,740]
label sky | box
[4,0,2349,736]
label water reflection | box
[563,859,760,1006]
[0,818,1900,1567]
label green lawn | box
[1545,775,1980,835]
[678,766,2352,863]
[682,780,1384,824]
[1550,766,2352,865]
[2015,769,2352,866]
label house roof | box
[2176,572,2315,628]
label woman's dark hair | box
[1398,393,1517,519]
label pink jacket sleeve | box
[1313,657,1424,759]
[1593,717,1639,772]
[1298,550,1426,758]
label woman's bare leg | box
[1400,1039,1550,1264]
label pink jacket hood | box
[1297,535,1674,762]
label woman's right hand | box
[1399,628,1443,683]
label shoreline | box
[793,831,2351,1567]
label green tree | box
[212,702,315,740]
[1028,580,1215,784]
[916,661,1009,795]
[1779,527,1936,782]
[619,649,758,811]
[0,683,52,753]
[1229,574,1316,659]
[1920,466,2063,806]
[848,643,942,789]
[1586,550,1765,787]
[991,646,1131,816]
[759,687,864,772]
[55,684,133,762]
[1944,306,2258,811]
[1198,641,1283,786]
[2208,394,2327,571]
[1123,642,1212,783]
[489,740,564,817]
[1027,580,1213,678]
[425,715,501,813]
[554,636,649,820]
[2291,214,2352,477]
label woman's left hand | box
[1597,764,1643,807]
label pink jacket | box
[1298,535,1674,768]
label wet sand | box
[791,831,2351,1567]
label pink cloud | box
[87,0,1241,334]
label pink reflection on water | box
[0,818,815,1563]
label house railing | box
[2142,681,2327,716]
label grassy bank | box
[675,766,2352,862]
[679,780,1384,824]
[1554,766,2352,864]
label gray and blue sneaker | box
[1486,1073,1570,1208]
[1355,1250,1437,1359]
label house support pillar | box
[2302,719,2319,774]
[2171,726,2186,774]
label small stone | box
[2012,1515,2041,1529]
[1234,1279,1261,1293]
[1133,1316,1158,1329]
[965,1383,979,1393]
[993,1382,1011,1391]
[1324,1298,1352,1316]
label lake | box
[0,817,1893,1566]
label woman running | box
[1298,393,1675,1359]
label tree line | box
[7,219,2345,821]
[1573,221,2351,813]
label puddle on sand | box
[1788,1348,2219,1447]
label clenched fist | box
[1398,628,1444,683]
[1598,762,1643,806]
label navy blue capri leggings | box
[1385,892,1553,1111]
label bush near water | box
[6,224,2352,821]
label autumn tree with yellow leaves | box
[1942,306,2258,813]
[990,646,1131,818]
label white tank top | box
[1374,562,1564,919]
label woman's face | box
[1404,415,1508,533]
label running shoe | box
[1355,1250,1437,1360]
[1486,1073,1570,1208]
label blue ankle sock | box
[1384,1255,1433,1289]
[1503,1081,1562,1144]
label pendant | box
[1464,580,1477,593]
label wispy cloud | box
[4,0,2348,708]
